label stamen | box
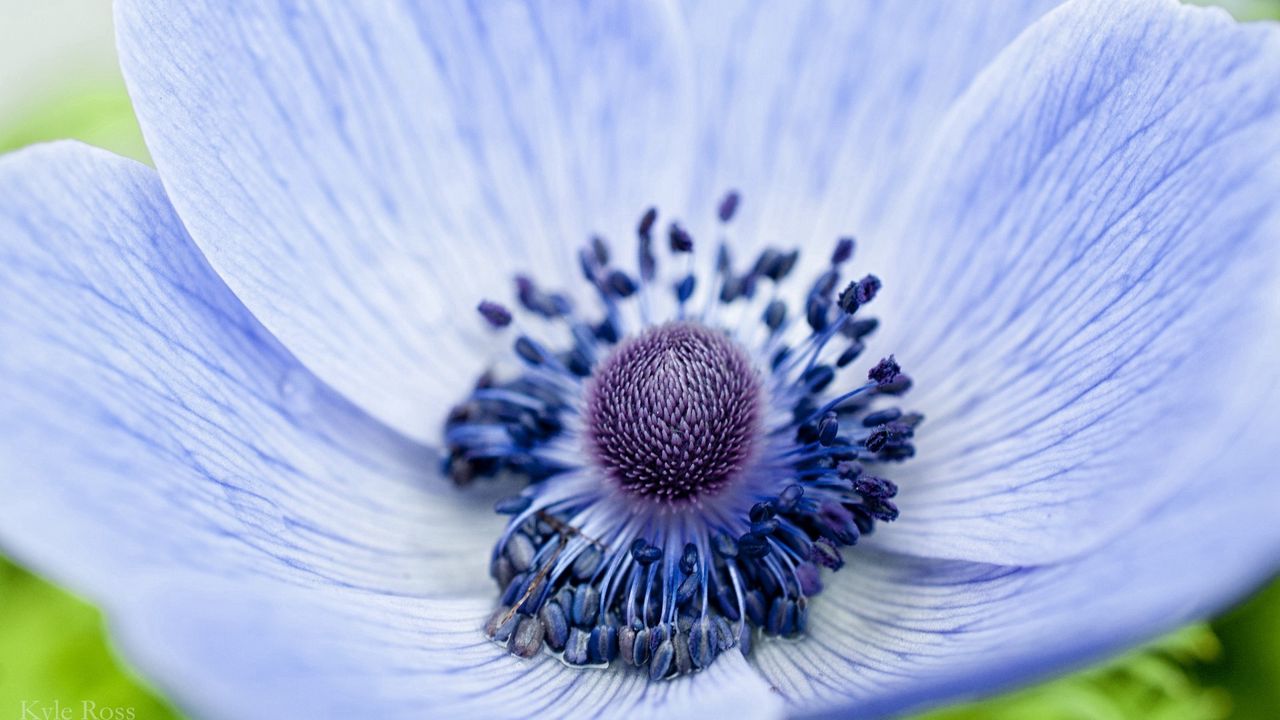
[477,300,513,328]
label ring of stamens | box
[446,191,919,679]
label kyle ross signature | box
[19,701,136,720]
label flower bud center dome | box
[584,322,763,503]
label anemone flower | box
[2,0,1279,718]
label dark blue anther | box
[771,346,791,371]
[749,501,775,523]
[795,562,823,596]
[718,190,740,223]
[514,275,568,318]
[676,573,700,606]
[764,249,799,282]
[837,460,864,479]
[578,247,599,283]
[750,248,778,277]
[795,597,810,635]
[477,300,513,328]
[758,249,793,281]
[716,243,732,273]
[877,373,913,395]
[514,336,547,366]
[645,597,662,626]
[714,586,740,621]
[869,355,902,386]
[631,539,663,566]
[632,627,651,666]
[590,235,610,266]
[766,597,788,635]
[689,618,716,668]
[639,234,657,282]
[493,495,531,515]
[854,475,899,499]
[595,317,621,344]
[777,484,804,512]
[638,207,658,239]
[899,411,925,429]
[674,634,694,675]
[650,639,674,680]
[744,589,767,626]
[775,519,813,552]
[817,412,839,446]
[509,616,546,658]
[490,555,515,588]
[836,341,864,368]
[572,547,603,581]
[668,223,694,253]
[863,497,900,522]
[648,623,670,658]
[719,274,746,303]
[606,270,638,298]
[837,281,861,314]
[763,300,786,331]
[856,275,881,304]
[863,408,902,426]
[810,537,844,570]
[806,296,830,332]
[803,365,836,393]
[500,574,526,607]
[619,626,637,666]
[796,420,819,444]
[738,624,752,657]
[737,532,771,559]
[837,275,880,314]
[781,600,799,636]
[811,268,839,297]
[713,533,739,558]
[540,601,569,651]
[505,532,535,573]
[572,585,600,627]
[565,628,591,665]
[818,502,860,545]
[866,422,911,452]
[680,543,699,575]
[832,236,855,264]
[712,616,735,652]
[486,606,519,643]
[850,506,876,535]
[565,348,591,377]
[589,624,618,663]
[843,317,879,339]
[676,274,696,303]
[750,518,779,536]
[549,293,572,316]
[514,274,536,305]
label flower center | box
[445,190,920,680]
[585,322,762,503]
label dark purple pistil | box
[584,322,763,502]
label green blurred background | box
[1,1,1277,718]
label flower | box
[1,0,1279,718]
